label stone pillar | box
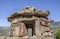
[11,22,27,37]
[35,18,41,36]
[16,22,27,37]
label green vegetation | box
[55,28,60,39]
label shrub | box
[55,28,60,39]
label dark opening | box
[26,23,35,36]
[22,20,35,36]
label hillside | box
[51,21,60,30]
[0,26,10,36]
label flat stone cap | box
[8,6,50,22]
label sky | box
[0,0,60,26]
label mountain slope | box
[0,26,10,36]
[50,21,60,30]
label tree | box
[55,28,60,39]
